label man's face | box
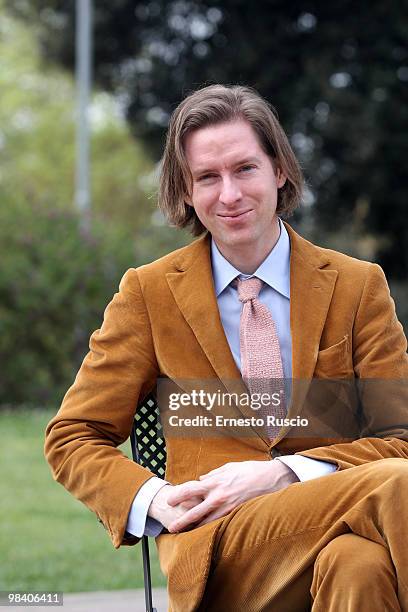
[184,119,286,263]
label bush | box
[0,199,138,407]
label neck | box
[215,219,281,274]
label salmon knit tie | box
[235,277,286,439]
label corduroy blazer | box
[44,223,408,611]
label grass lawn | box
[0,409,166,592]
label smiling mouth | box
[218,209,252,219]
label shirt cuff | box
[276,455,337,482]
[126,477,169,537]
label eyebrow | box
[191,156,262,177]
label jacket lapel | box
[166,235,244,383]
[283,224,338,427]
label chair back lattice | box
[131,393,167,478]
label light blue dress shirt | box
[211,218,292,380]
[126,220,336,538]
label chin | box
[218,228,248,241]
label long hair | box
[159,84,304,236]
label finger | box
[167,483,208,506]
[167,499,214,533]
[180,496,204,510]
[195,506,232,528]
[195,509,229,528]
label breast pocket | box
[314,335,353,379]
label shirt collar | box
[211,219,290,299]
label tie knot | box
[234,277,263,303]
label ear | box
[276,167,287,189]
[184,181,194,207]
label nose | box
[219,176,242,206]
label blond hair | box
[159,84,304,236]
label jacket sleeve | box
[297,263,408,469]
[44,268,159,548]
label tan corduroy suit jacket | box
[45,223,408,611]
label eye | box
[197,173,216,182]
[238,164,255,173]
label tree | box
[0,5,190,405]
[7,0,408,279]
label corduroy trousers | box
[198,458,408,612]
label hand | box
[165,460,299,533]
[148,484,204,531]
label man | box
[45,84,408,611]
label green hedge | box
[0,200,137,407]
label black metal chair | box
[130,393,167,612]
